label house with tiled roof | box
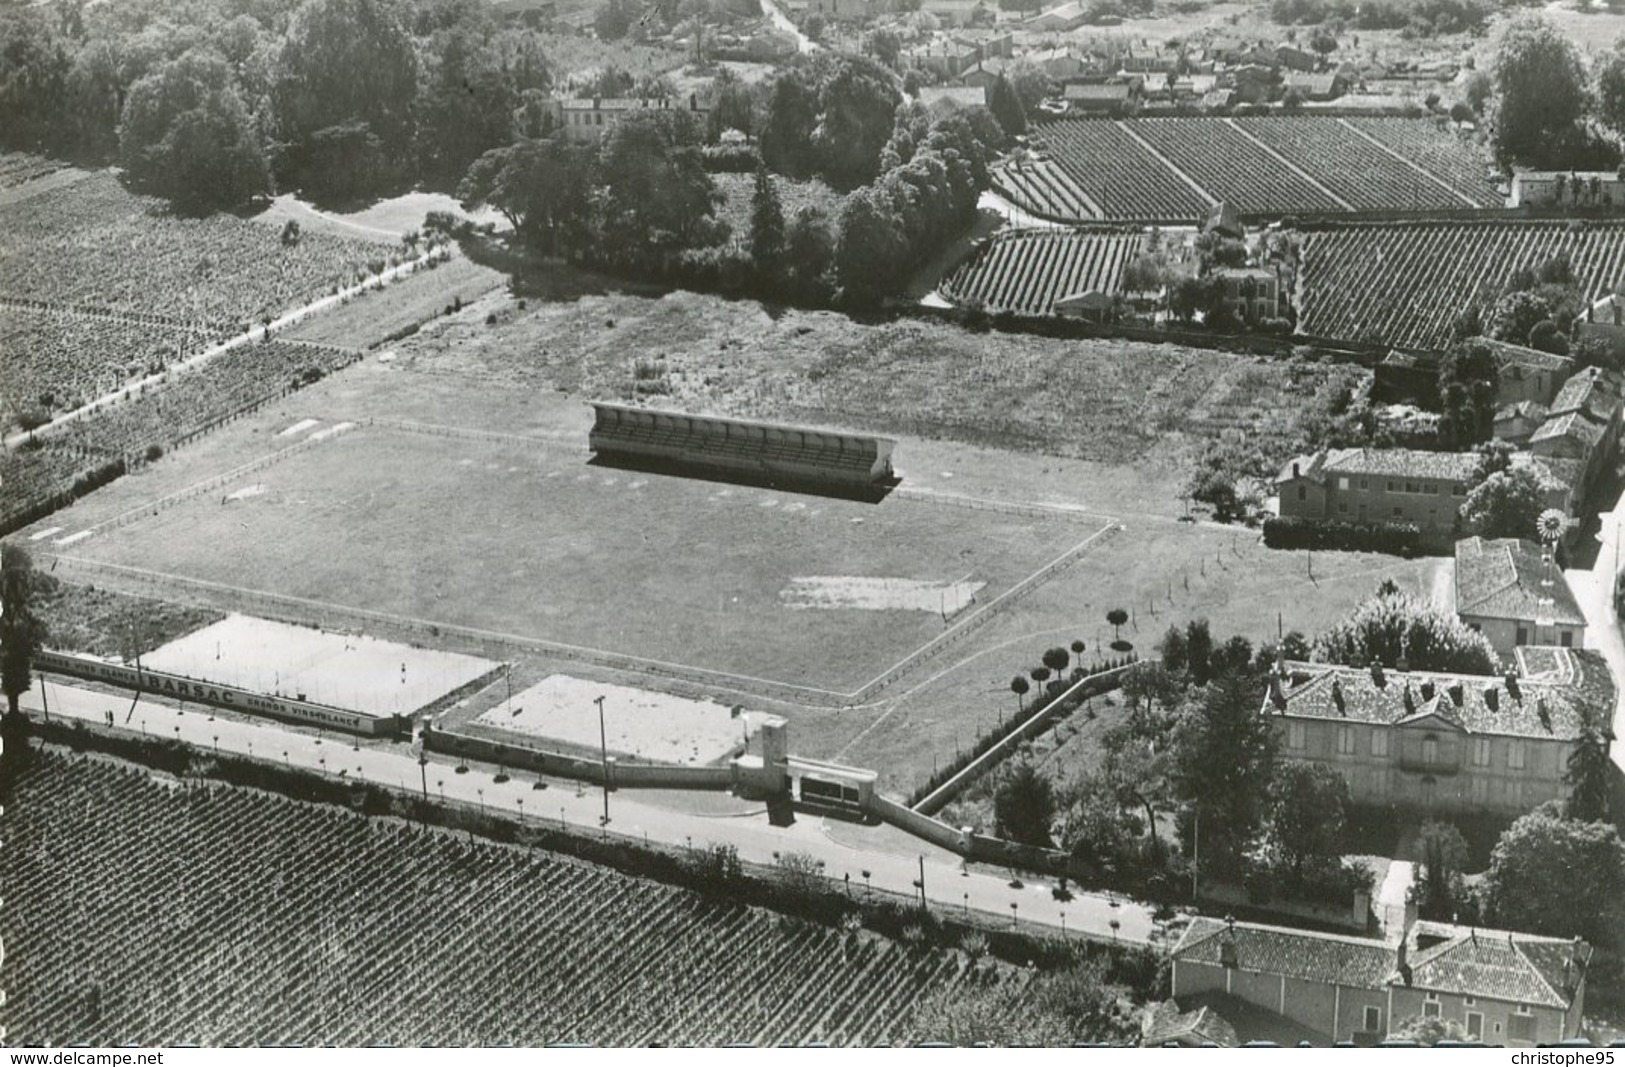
[554,94,710,143]
[1171,916,1592,1046]
[1575,293,1625,359]
[1527,365,1622,505]
[1493,400,1547,446]
[1454,537,1585,657]
[1474,338,1572,408]
[1275,448,1479,534]
[1261,651,1612,816]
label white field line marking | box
[29,526,63,541]
[308,421,356,442]
[55,531,92,546]
[279,418,321,438]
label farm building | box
[1024,0,1087,31]
[1172,916,1592,1046]
[1274,448,1478,534]
[1064,82,1135,115]
[919,0,988,24]
[1525,365,1624,502]
[1213,267,1281,324]
[1282,71,1343,102]
[554,95,711,143]
[1508,170,1624,209]
[956,61,1007,90]
[1478,339,1572,408]
[1026,46,1087,81]
[1262,649,1612,817]
[903,39,980,78]
[1453,537,1585,657]
[1274,44,1316,72]
[919,85,990,112]
[587,403,897,495]
[1493,400,1548,446]
[1575,293,1625,358]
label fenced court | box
[140,614,501,718]
[474,675,764,764]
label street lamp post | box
[595,694,611,826]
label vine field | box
[1,749,1007,1046]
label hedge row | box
[905,656,1138,809]
[1262,515,1424,556]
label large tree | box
[273,0,419,198]
[994,760,1056,848]
[1489,13,1590,167]
[1458,466,1559,542]
[1595,38,1625,136]
[1171,674,1278,878]
[1414,820,1471,922]
[747,158,785,276]
[1565,727,1613,823]
[1,545,45,720]
[1313,587,1499,675]
[1480,805,1625,950]
[832,186,906,305]
[1265,761,1349,880]
[0,10,71,154]
[597,110,721,259]
[416,18,548,187]
[458,137,596,255]
[811,54,904,190]
[1435,339,1499,449]
[118,49,271,211]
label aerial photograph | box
[3,0,1625,1049]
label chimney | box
[1506,671,1522,702]
[1268,674,1287,711]
[1292,460,1301,478]
[1538,698,1552,731]
[1485,687,1499,712]
[1220,915,1239,969]
[1396,926,1413,987]
[1403,684,1415,715]
[1446,682,1463,708]
[1371,661,1386,687]
[1330,677,1346,714]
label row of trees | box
[0,0,561,207]
[1491,12,1625,170]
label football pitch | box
[68,421,1107,695]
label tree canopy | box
[1480,805,1625,950]
[1458,466,1559,542]
[1313,586,1499,675]
[118,49,270,211]
[1,545,45,718]
[1171,674,1278,878]
[1489,13,1590,167]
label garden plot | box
[141,614,499,718]
[476,675,763,764]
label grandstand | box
[588,403,899,498]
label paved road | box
[21,677,1157,948]
[760,0,817,53]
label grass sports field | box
[65,419,1101,695]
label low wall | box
[423,725,732,791]
[1200,880,1370,933]
[866,794,966,853]
[35,649,395,737]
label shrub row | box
[701,143,761,173]
[1262,514,1424,556]
[906,656,1138,809]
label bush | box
[143,443,163,463]
[1262,515,1423,556]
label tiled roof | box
[1529,410,1605,450]
[1320,448,1480,481]
[1495,400,1548,422]
[1266,654,1610,741]
[1175,918,1591,1010]
[1174,917,1395,988]
[1065,83,1131,100]
[1548,367,1622,423]
[1454,537,1586,627]
[1509,450,1580,492]
[1406,923,1590,1009]
[1478,338,1572,374]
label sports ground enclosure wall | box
[1003,115,1497,224]
[33,648,398,736]
[588,403,897,492]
